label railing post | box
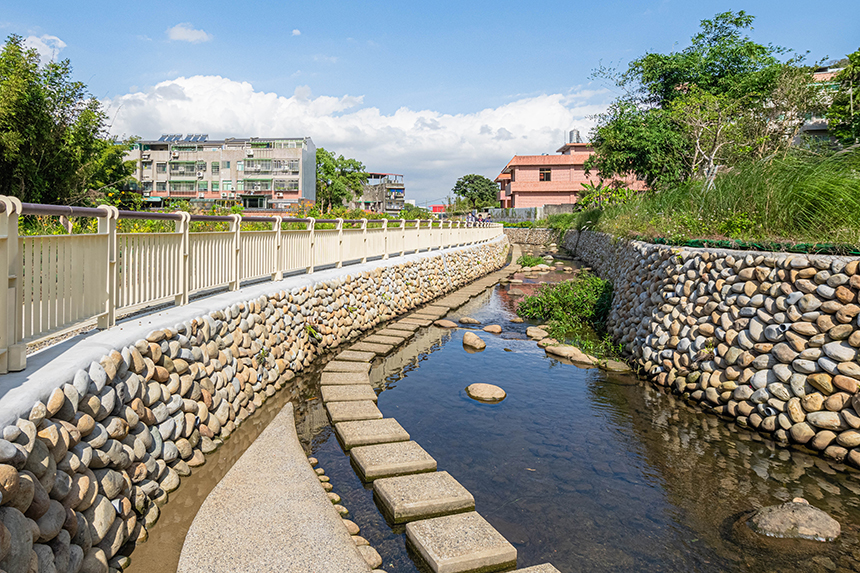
[272,216,283,281]
[336,218,344,268]
[456,220,462,246]
[0,196,24,373]
[360,218,368,264]
[382,219,389,260]
[96,205,118,330]
[400,219,406,257]
[229,214,241,291]
[175,211,191,306]
[306,217,315,274]
[415,220,421,254]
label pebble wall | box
[0,239,509,573]
[564,230,860,467]
[502,228,557,245]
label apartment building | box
[126,135,316,209]
[348,173,406,215]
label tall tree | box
[0,34,134,204]
[315,147,368,212]
[451,174,497,210]
[586,11,817,189]
[826,48,860,147]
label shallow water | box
[311,285,860,573]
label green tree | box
[826,48,860,146]
[451,174,498,210]
[0,34,135,204]
[587,11,815,188]
[398,203,433,219]
[315,147,368,212]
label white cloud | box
[104,76,609,204]
[23,35,66,62]
[292,29,301,36]
[313,54,338,64]
[166,23,212,44]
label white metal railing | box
[0,195,502,373]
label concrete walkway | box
[178,402,371,573]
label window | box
[222,180,233,191]
[236,180,244,191]
[156,182,167,191]
[156,162,167,173]
[198,181,208,192]
[141,161,152,172]
[169,181,196,193]
[223,161,231,169]
[196,161,206,172]
[142,181,153,191]
[212,182,219,192]
[539,168,551,182]
[236,161,243,171]
[211,162,220,176]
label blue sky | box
[3,0,858,205]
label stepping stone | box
[517,565,561,573]
[374,471,475,524]
[406,512,517,573]
[412,310,446,319]
[351,441,437,481]
[337,350,376,362]
[323,360,372,373]
[326,400,383,423]
[335,418,410,450]
[400,317,433,327]
[321,385,378,403]
[376,328,412,340]
[364,334,406,346]
[320,371,371,385]
[388,322,421,332]
[351,341,396,355]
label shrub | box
[517,271,613,334]
[516,254,544,267]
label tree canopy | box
[826,48,860,147]
[0,34,136,205]
[451,174,497,209]
[315,147,368,212]
[586,11,823,189]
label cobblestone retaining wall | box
[0,239,509,573]
[503,228,556,245]
[564,230,860,466]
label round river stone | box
[465,383,506,403]
[748,501,841,541]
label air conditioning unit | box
[171,151,179,158]
[245,149,254,157]
[228,193,235,198]
[276,193,283,198]
[221,192,228,198]
[197,171,204,178]
[142,153,150,159]
[198,193,205,198]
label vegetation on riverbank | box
[515,254,544,267]
[517,271,622,357]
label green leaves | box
[315,147,369,212]
[826,48,860,147]
[451,174,497,209]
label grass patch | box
[516,271,620,357]
[545,148,860,253]
[516,254,544,267]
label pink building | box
[496,142,645,208]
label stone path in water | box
[323,261,561,573]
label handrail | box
[0,195,504,374]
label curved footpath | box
[177,402,371,573]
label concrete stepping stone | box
[350,341,396,355]
[321,371,371,385]
[324,361,372,373]
[326,400,383,423]
[388,322,421,332]
[400,317,434,327]
[376,328,412,340]
[406,512,517,573]
[412,309,447,319]
[335,418,410,450]
[336,350,377,362]
[517,565,561,573]
[321,385,378,403]
[374,471,475,524]
[364,334,406,346]
[351,441,437,481]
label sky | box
[3,0,858,206]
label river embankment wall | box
[502,228,556,245]
[0,236,509,573]
[561,230,860,467]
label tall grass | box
[555,148,860,249]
